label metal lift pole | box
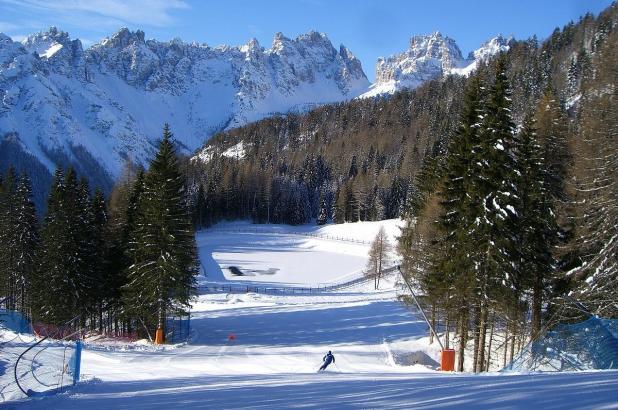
[397,265,444,351]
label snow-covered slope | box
[3,220,618,409]
[361,32,512,98]
[0,27,369,182]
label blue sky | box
[0,0,612,81]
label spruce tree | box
[13,173,39,314]
[473,56,523,299]
[464,58,523,371]
[433,75,484,370]
[33,168,95,324]
[535,88,569,203]
[346,182,360,222]
[105,166,144,330]
[34,169,72,324]
[0,166,18,309]
[123,124,198,338]
[90,188,108,330]
[76,177,99,318]
[516,114,558,338]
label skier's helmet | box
[328,350,331,354]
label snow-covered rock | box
[0,27,369,183]
[451,34,513,76]
[361,32,512,98]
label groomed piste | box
[2,220,618,409]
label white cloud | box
[0,0,189,28]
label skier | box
[318,350,335,371]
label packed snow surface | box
[3,220,618,409]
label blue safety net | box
[504,317,618,372]
[0,309,30,334]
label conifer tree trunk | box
[485,312,495,372]
[458,306,468,372]
[158,294,165,335]
[503,325,509,368]
[476,305,488,372]
[531,272,542,340]
[445,307,450,350]
[510,332,516,364]
[472,302,480,372]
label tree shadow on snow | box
[14,372,618,410]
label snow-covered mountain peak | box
[271,32,293,53]
[21,26,75,58]
[100,27,146,48]
[339,44,364,78]
[296,30,332,48]
[449,34,513,77]
[362,32,466,97]
[407,31,464,68]
[361,32,513,98]
[22,26,70,46]
[241,37,262,53]
[469,34,513,61]
[270,30,335,60]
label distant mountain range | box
[0,26,508,201]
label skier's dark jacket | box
[323,352,335,364]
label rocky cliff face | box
[0,27,368,185]
[361,32,512,97]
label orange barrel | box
[155,327,165,344]
[441,349,455,371]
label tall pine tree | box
[33,168,96,324]
[0,166,18,309]
[517,114,558,338]
[123,124,198,339]
[12,173,39,314]
[433,75,485,371]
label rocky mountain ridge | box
[0,27,368,190]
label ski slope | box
[4,220,618,409]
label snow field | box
[197,219,404,286]
[4,220,618,408]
